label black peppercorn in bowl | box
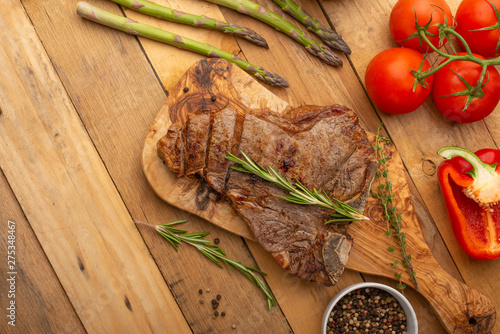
[322,282,417,334]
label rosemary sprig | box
[370,124,418,293]
[225,152,369,223]
[153,220,277,309]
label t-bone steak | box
[157,105,378,286]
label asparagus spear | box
[271,0,351,54]
[109,0,269,48]
[76,2,288,87]
[203,0,342,66]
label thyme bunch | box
[370,124,418,293]
[226,151,369,223]
[136,220,277,309]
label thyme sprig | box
[370,124,418,294]
[139,220,277,309]
[226,151,369,223]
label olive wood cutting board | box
[142,59,495,334]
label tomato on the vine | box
[432,53,500,123]
[390,0,453,53]
[456,0,500,58]
[365,48,434,114]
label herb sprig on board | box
[226,152,369,223]
[370,124,418,293]
[137,220,277,309]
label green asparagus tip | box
[306,44,343,67]
[262,72,289,87]
[327,35,351,55]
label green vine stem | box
[408,3,500,111]
[413,29,500,80]
[370,124,418,294]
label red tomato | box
[390,0,453,53]
[365,48,434,114]
[456,0,500,58]
[432,53,500,123]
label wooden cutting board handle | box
[348,223,496,334]
[142,59,496,334]
[417,257,496,333]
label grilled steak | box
[157,105,377,286]
[205,108,239,193]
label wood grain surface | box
[0,170,85,333]
[0,0,498,333]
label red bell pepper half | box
[438,146,500,260]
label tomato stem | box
[474,66,489,96]
[406,18,500,113]
[409,0,500,91]
[414,29,500,84]
[472,0,500,57]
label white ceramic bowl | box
[322,282,417,334]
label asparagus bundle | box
[203,0,342,66]
[76,2,288,87]
[109,0,268,48]
[271,0,351,54]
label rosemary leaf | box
[156,230,181,250]
[325,219,358,224]
[197,248,224,267]
[154,220,277,309]
[226,152,369,223]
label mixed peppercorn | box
[325,288,407,334]
[198,286,236,329]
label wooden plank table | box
[0,0,498,333]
